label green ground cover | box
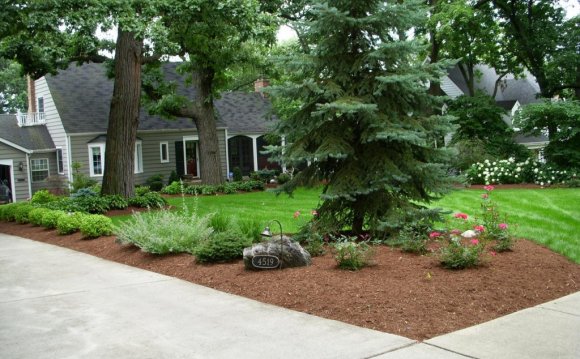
[110,187,580,263]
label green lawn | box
[434,188,580,264]
[111,187,580,263]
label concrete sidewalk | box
[1,233,579,358]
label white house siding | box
[0,144,30,201]
[440,75,464,99]
[69,128,228,186]
[36,78,70,182]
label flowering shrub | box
[466,158,578,186]
[435,186,515,268]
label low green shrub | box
[73,196,110,214]
[103,195,128,210]
[134,186,151,197]
[277,173,291,185]
[232,167,243,182]
[161,181,184,195]
[0,203,24,221]
[332,236,374,270]
[398,226,429,255]
[79,215,113,238]
[146,174,164,192]
[14,204,36,224]
[71,187,99,198]
[30,190,58,205]
[194,230,252,263]
[41,210,67,229]
[168,170,180,185]
[115,209,213,254]
[210,212,233,233]
[28,208,51,226]
[128,191,167,208]
[56,212,88,235]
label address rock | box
[243,235,312,270]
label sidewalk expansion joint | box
[0,278,173,304]
[539,306,580,318]
[422,342,480,359]
[363,341,417,358]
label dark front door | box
[228,136,253,176]
[0,165,13,203]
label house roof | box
[446,64,541,105]
[45,62,275,135]
[0,114,55,152]
[496,100,517,111]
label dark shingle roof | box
[45,62,275,134]
[496,100,517,111]
[0,114,55,152]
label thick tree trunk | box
[101,29,142,197]
[193,70,224,185]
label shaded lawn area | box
[111,187,580,263]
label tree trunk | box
[101,29,142,198]
[192,69,224,185]
[428,0,442,96]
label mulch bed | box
[1,221,579,341]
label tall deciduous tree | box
[0,59,27,113]
[478,0,578,99]
[143,0,276,185]
[514,100,580,168]
[270,0,455,235]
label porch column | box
[251,135,258,172]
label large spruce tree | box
[271,0,454,235]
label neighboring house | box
[0,62,278,202]
[441,64,549,153]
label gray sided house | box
[441,64,549,154]
[0,63,278,202]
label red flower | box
[481,193,489,199]
[470,239,479,245]
[483,185,495,192]
[429,231,442,239]
[454,213,468,220]
[490,251,497,256]
[474,225,485,232]
[293,211,300,218]
[499,223,508,230]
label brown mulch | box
[1,221,579,341]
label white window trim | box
[56,148,64,174]
[160,141,169,163]
[134,140,143,174]
[30,158,49,182]
[88,143,105,177]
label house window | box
[56,149,64,174]
[134,141,143,173]
[30,158,49,182]
[89,144,105,176]
[160,142,169,163]
[37,97,44,113]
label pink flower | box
[454,213,468,220]
[311,210,318,216]
[429,231,442,239]
[483,185,495,192]
[499,223,508,230]
[474,225,485,232]
[470,239,479,245]
[490,251,497,256]
[481,193,489,199]
[451,229,462,235]
[293,211,300,218]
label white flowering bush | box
[466,158,578,186]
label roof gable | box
[0,114,55,152]
[44,62,275,134]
